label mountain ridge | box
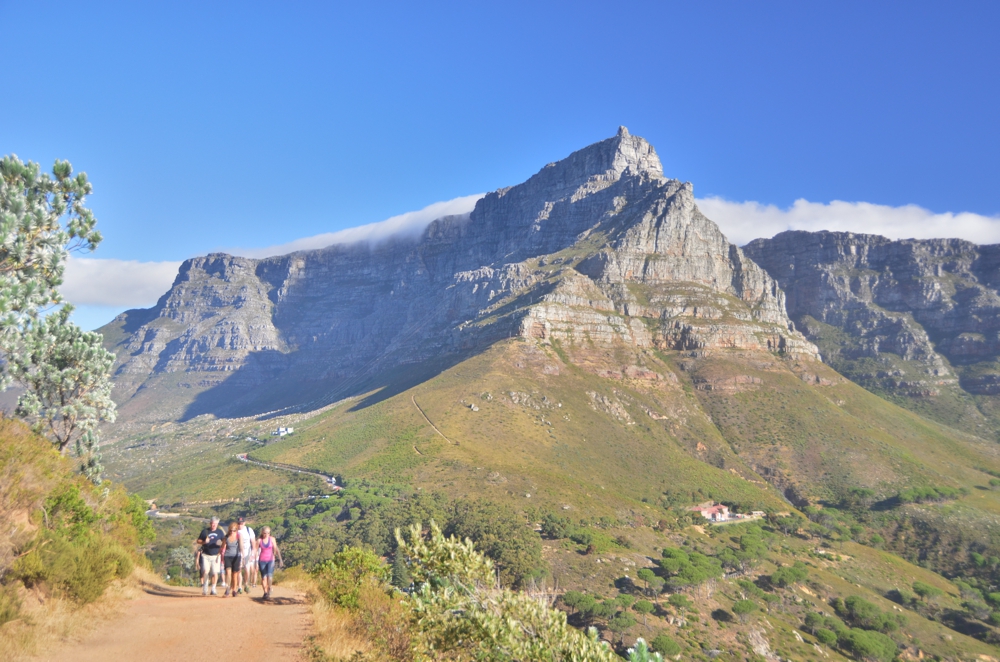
[102,128,816,423]
[745,229,1000,438]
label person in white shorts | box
[236,516,257,590]
[195,516,225,595]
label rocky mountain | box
[102,127,817,423]
[745,230,1000,437]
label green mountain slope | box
[252,339,1000,513]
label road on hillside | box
[41,583,311,662]
[236,453,340,489]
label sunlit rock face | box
[745,231,1000,399]
[104,127,816,421]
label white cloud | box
[697,197,1000,247]
[57,194,485,310]
[61,257,182,307]
[64,192,999,313]
[230,193,485,258]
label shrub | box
[571,528,617,555]
[651,633,681,657]
[835,595,903,633]
[445,499,544,587]
[396,522,614,661]
[769,561,808,588]
[838,628,897,662]
[815,628,837,646]
[668,594,692,610]
[732,599,757,623]
[351,579,413,661]
[912,581,942,601]
[561,590,586,613]
[634,599,654,626]
[659,547,722,590]
[608,612,637,644]
[896,486,966,504]
[540,513,574,539]
[312,547,391,609]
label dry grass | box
[308,601,372,660]
[0,566,156,661]
[277,567,371,661]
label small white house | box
[271,426,295,437]
[690,503,731,522]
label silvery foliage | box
[167,546,196,572]
[0,155,114,482]
[396,521,615,662]
[627,638,664,662]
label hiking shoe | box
[211,587,218,596]
[202,584,208,596]
[224,588,231,597]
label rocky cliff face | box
[104,128,817,422]
[745,231,1000,434]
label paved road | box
[42,583,311,661]
[236,453,340,490]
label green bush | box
[769,561,808,588]
[651,633,681,656]
[838,628,897,662]
[445,499,544,587]
[803,611,823,633]
[668,593,692,610]
[815,628,837,646]
[912,581,943,601]
[896,485,966,504]
[570,528,617,555]
[732,599,757,623]
[312,547,391,609]
[62,537,133,603]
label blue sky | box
[2,1,998,329]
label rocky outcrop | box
[745,230,1000,403]
[105,128,817,421]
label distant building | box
[271,426,295,437]
[690,502,730,522]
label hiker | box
[237,516,257,591]
[255,526,283,599]
[222,521,243,597]
[195,516,225,595]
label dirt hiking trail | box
[41,583,311,661]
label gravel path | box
[41,582,311,661]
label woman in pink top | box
[254,526,283,599]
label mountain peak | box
[521,128,663,196]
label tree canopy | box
[0,155,114,482]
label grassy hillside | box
[250,338,1000,517]
[0,420,154,658]
[104,336,1000,657]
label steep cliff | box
[745,230,1000,436]
[102,128,816,422]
